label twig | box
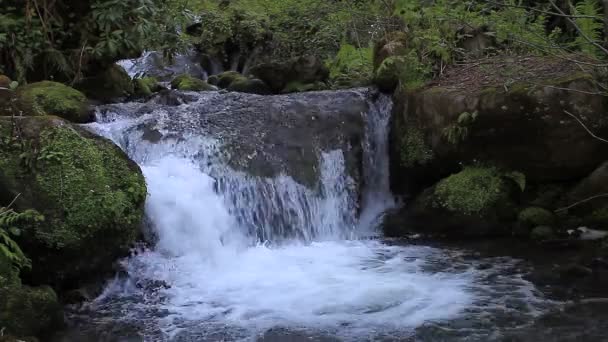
[487,0,603,19]
[548,0,608,57]
[556,194,608,213]
[563,110,608,144]
[5,193,22,210]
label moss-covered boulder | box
[76,64,134,103]
[250,56,329,94]
[395,166,518,237]
[216,71,244,89]
[374,56,406,92]
[170,74,215,91]
[390,56,608,195]
[0,116,146,289]
[0,255,63,338]
[227,78,272,95]
[518,207,556,228]
[133,77,162,98]
[282,81,325,94]
[15,82,91,123]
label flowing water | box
[65,90,557,341]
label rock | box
[282,81,326,94]
[96,89,369,189]
[118,50,206,82]
[374,56,407,92]
[207,74,219,86]
[216,71,244,89]
[152,89,198,106]
[568,161,608,214]
[559,263,593,279]
[226,78,272,95]
[0,74,12,88]
[133,77,162,98]
[76,64,134,103]
[170,74,215,91]
[398,166,517,238]
[518,207,556,228]
[0,116,146,289]
[531,226,555,241]
[15,81,91,123]
[373,31,408,70]
[0,255,63,338]
[391,69,608,194]
[250,56,329,94]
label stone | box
[391,71,608,194]
[0,116,146,289]
[76,64,134,103]
[170,74,215,91]
[15,81,91,123]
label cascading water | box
[68,89,554,342]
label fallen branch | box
[556,193,608,213]
[563,110,608,144]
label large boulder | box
[0,255,63,338]
[15,81,91,123]
[133,77,163,98]
[391,57,608,194]
[250,56,329,93]
[0,116,147,289]
[76,64,134,103]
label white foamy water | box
[79,90,551,341]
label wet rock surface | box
[96,89,369,189]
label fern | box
[0,206,43,271]
[572,0,603,57]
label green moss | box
[0,116,146,286]
[76,64,134,102]
[133,77,160,97]
[375,51,429,92]
[16,81,89,123]
[399,124,433,167]
[207,75,219,85]
[0,255,62,337]
[518,207,556,227]
[171,74,215,91]
[216,71,244,89]
[434,167,506,216]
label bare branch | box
[563,110,608,144]
[556,193,608,213]
[486,0,603,19]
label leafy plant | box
[443,111,478,145]
[0,200,43,270]
[571,0,604,57]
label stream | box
[57,89,562,341]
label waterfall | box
[78,89,548,341]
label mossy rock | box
[76,64,134,103]
[133,77,162,98]
[0,116,146,289]
[15,81,90,123]
[530,225,555,241]
[216,71,244,89]
[0,74,12,88]
[171,74,215,91]
[227,78,272,95]
[518,207,556,228]
[207,75,219,86]
[0,255,63,338]
[374,56,406,92]
[434,166,510,216]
